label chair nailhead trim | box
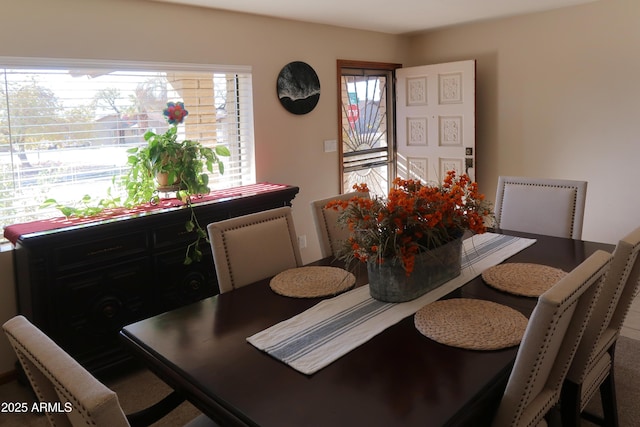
[5,330,93,423]
[498,181,580,237]
[220,214,292,289]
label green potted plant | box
[43,102,230,265]
[123,102,230,263]
[124,102,228,203]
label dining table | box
[119,230,614,427]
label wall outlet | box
[298,235,307,249]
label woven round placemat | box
[414,298,528,350]
[269,266,356,298]
[482,263,567,297]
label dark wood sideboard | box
[9,183,299,375]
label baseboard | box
[0,369,17,385]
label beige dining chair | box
[2,315,217,427]
[311,191,370,258]
[207,206,303,293]
[494,176,587,239]
[492,250,612,427]
[561,226,640,427]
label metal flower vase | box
[367,237,463,303]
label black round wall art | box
[276,61,320,115]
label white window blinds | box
[0,60,255,241]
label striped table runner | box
[247,233,536,375]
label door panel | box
[396,60,475,183]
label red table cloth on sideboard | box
[3,182,289,245]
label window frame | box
[336,60,401,196]
[0,57,256,242]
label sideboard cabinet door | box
[54,257,152,371]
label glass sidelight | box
[338,61,399,197]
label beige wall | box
[407,0,640,245]
[1,0,409,263]
[1,0,638,374]
[0,0,408,374]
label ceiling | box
[149,0,597,34]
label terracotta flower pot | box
[155,172,181,189]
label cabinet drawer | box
[153,210,226,248]
[153,222,197,248]
[54,231,148,270]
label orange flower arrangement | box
[327,170,493,275]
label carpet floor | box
[1,336,639,426]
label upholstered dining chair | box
[494,176,587,239]
[492,250,612,427]
[311,191,370,258]
[2,315,217,427]
[207,206,303,293]
[561,226,640,427]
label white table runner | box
[247,233,536,375]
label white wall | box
[407,0,640,246]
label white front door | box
[396,60,476,183]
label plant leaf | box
[215,146,231,156]
[41,199,58,208]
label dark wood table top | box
[120,231,614,427]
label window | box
[338,60,400,197]
[0,59,255,242]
